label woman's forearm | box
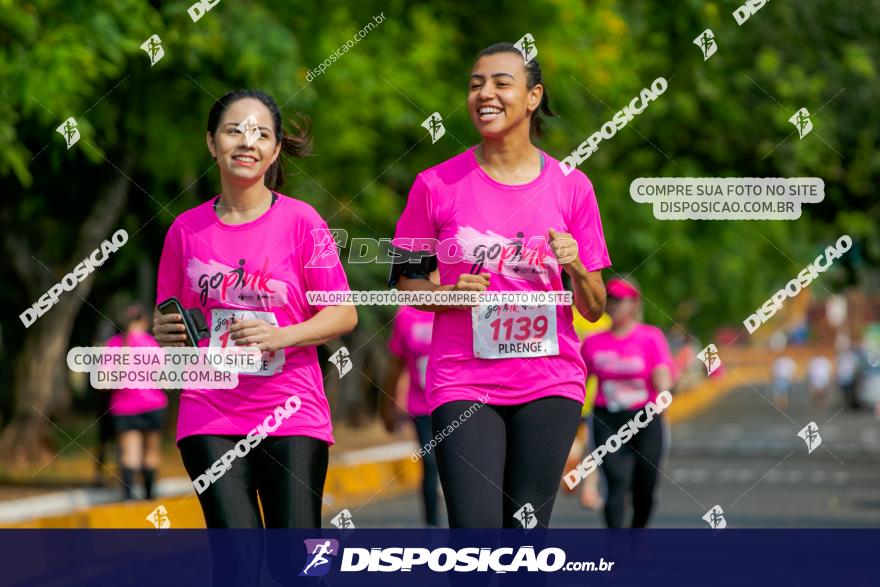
[652,365,672,394]
[395,275,454,313]
[568,262,606,321]
[283,305,358,347]
[382,356,405,410]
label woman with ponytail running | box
[390,43,611,528]
[153,89,356,528]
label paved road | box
[333,381,880,528]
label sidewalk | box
[0,420,421,527]
[0,346,832,527]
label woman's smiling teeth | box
[232,154,258,165]
[478,106,503,121]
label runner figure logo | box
[514,33,538,64]
[329,347,352,378]
[330,508,355,529]
[56,117,80,149]
[697,344,722,375]
[236,114,261,147]
[789,108,813,139]
[146,505,171,529]
[421,112,445,144]
[305,228,346,269]
[693,29,717,60]
[140,34,165,66]
[299,538,340,577]
[514,503,537,529]
[797,421,822,454]
[702,505,726,530]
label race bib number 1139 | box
[472,304,559,359]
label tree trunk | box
[0,160,132,468]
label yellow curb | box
[2,457,422,528]
[666,365,770,424]
[2,495,201,528]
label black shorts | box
[113,408,166,433]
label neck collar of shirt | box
[211,191,281,231]
[469,146,550,190]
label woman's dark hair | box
[123,303,147,325]
[475,43,556,139]
[118,302,147,346]
[207,89,312,191]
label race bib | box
[601,379,649,412]
[472,304,558,359]
[209,309,284,376]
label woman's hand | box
[445,272,491,309]
[153,306,187,347]
[452,272,491,292]
[547,229,606,320]
[396,272,490,312]
[230,319,287,353]
[548,229,581,275]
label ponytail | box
[264,115,312,191]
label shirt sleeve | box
[392,173,438,254]
[156,220,184,305]
[299,209,351,313]
[567,174,611,272]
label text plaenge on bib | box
[472,303,559,359]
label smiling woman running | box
[390,43,611,528]
[153,89,356,529]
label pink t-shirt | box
[388,306,434,416]
[580,324,674,412]
[392,147,611,410]
[105,332,168,416]
[156,194,350,444]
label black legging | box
[179,434,328,528]
[412,415,440,526]
[432,397,582,528]
[592,406,665,528]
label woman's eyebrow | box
[470,72,516,80]
[223,122,272,131]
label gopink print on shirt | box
[188,257,288,308]
[456,226,557,286]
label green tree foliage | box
[0,0,876,460]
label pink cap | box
[606,278,640,300]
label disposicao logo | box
[300,538,340,576]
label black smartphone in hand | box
[157,297,201,347]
